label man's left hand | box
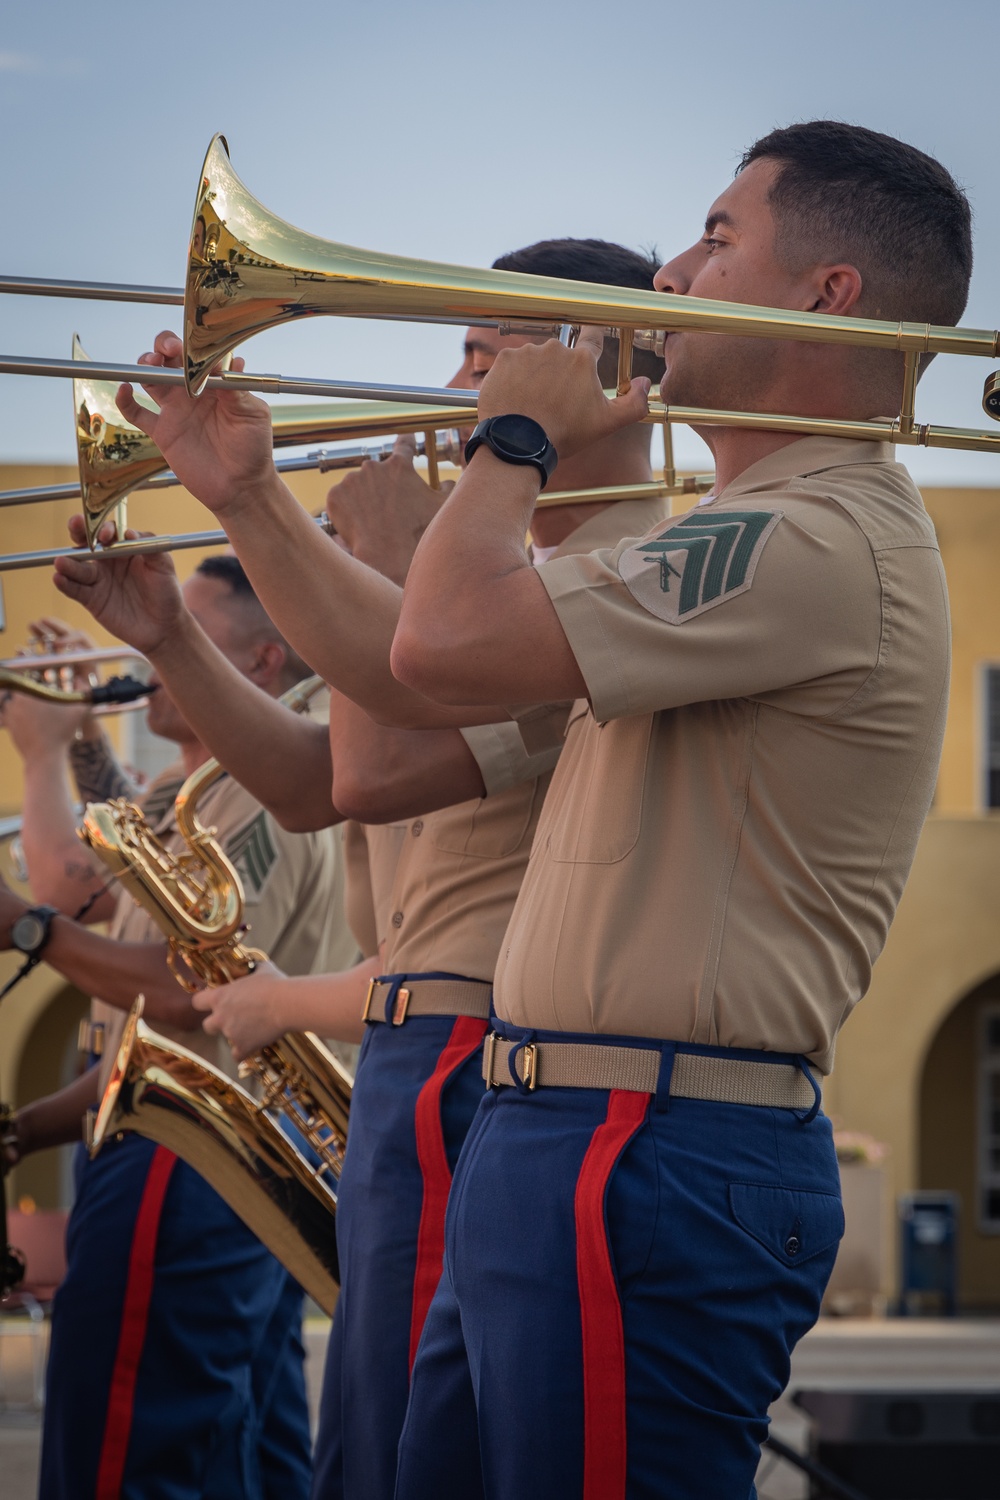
[477,327,650,460]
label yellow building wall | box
[923,488,1000,815]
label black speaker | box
[794,1390,1000,1499]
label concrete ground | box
[2,1316,999,1499]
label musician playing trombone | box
[382,121,968,1499]
[0,564,356,1500]
[54,238,672,1500]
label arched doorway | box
[919,971,1000,1311]
[13,982,90,1212]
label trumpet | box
[0,645,153,710]
[4,134,1000,456]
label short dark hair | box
[739,121,973,328]
[194,555,309,687]
[196,553,255,595]
[492,237,665,385]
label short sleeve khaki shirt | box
[493,438,951,1073]
[93,763,353,1091]
[359,494,672,982]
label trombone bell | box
[74,335,163,547]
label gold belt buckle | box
[361,977,378,1023]
[392,987,411,1026]
[521,1042,538,1091]
[484,1031,498,1088]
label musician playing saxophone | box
[0,560,355,1500]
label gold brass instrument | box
[8,132,1000,449]
[7,337,477,547]
[93,997,339,1311]
[82,674,348,1311]
[0,644,152,711]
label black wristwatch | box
[464,414,558,489]
[10,905,59,961]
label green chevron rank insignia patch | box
[619,509,783,623]
[225,812,278,900]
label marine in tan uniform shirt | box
[392,432,951,1500]
[309,490,669,1500]
[357,496,670,984]
[496,436,949,1072]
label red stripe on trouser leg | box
[409,1016,489,1372]
[575,1089,651,1500]
[95,1145,177,1500]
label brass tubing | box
[423,431,440,490]
[899,352,919,436]
[617,329,633,396]
[0,275,183,305]
[0,355,480,408]
[0,476,714,572]
[0,646,143,672]
[655,404,1000,453]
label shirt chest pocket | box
[431,777,545,860]
[548,713,653,865]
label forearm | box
[218,474,503,729]
[328,688,485,823]
[393,452,586,705]
[147,613,341,830]
[43,919,202,1029]
[69,725,137,804]
[20,750,114,917]
[13,1066,100,1156]
[269,959,381,1046]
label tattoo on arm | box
[62,855,107,892]
[69,733,137,805]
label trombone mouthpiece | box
[88,674,156,706]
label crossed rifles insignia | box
[619,510,782,624]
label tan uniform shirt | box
[93,762,355,1092]
[349,496,671,982]
[494,438,950,1074]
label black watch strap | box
[10,905,59,959]
[464,415,558,489]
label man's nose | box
[653,254,692,296]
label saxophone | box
[80,675,348,1313]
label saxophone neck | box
[173,754,225,843]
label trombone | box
[0,336,476,547]
[4,134,1000,455]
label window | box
[985,667,1000,809]
[978,1003,1000,1232]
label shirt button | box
[411,821,423,837]
[784,1235,801,1257]
[391,911,404,928]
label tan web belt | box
[482,1035,818,1109]
[363,977,493,1027]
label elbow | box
[262,794,338,835]
[390,627,476,708]
[331,763,403,825]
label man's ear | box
[249,641,287,688]
[809,264,864,317]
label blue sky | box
[2,0,998,482]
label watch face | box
[490,414,548,459]
[11,913,45,953]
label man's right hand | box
[114,332,276,520]
[327,434,453,586]
[53,518,188,656]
